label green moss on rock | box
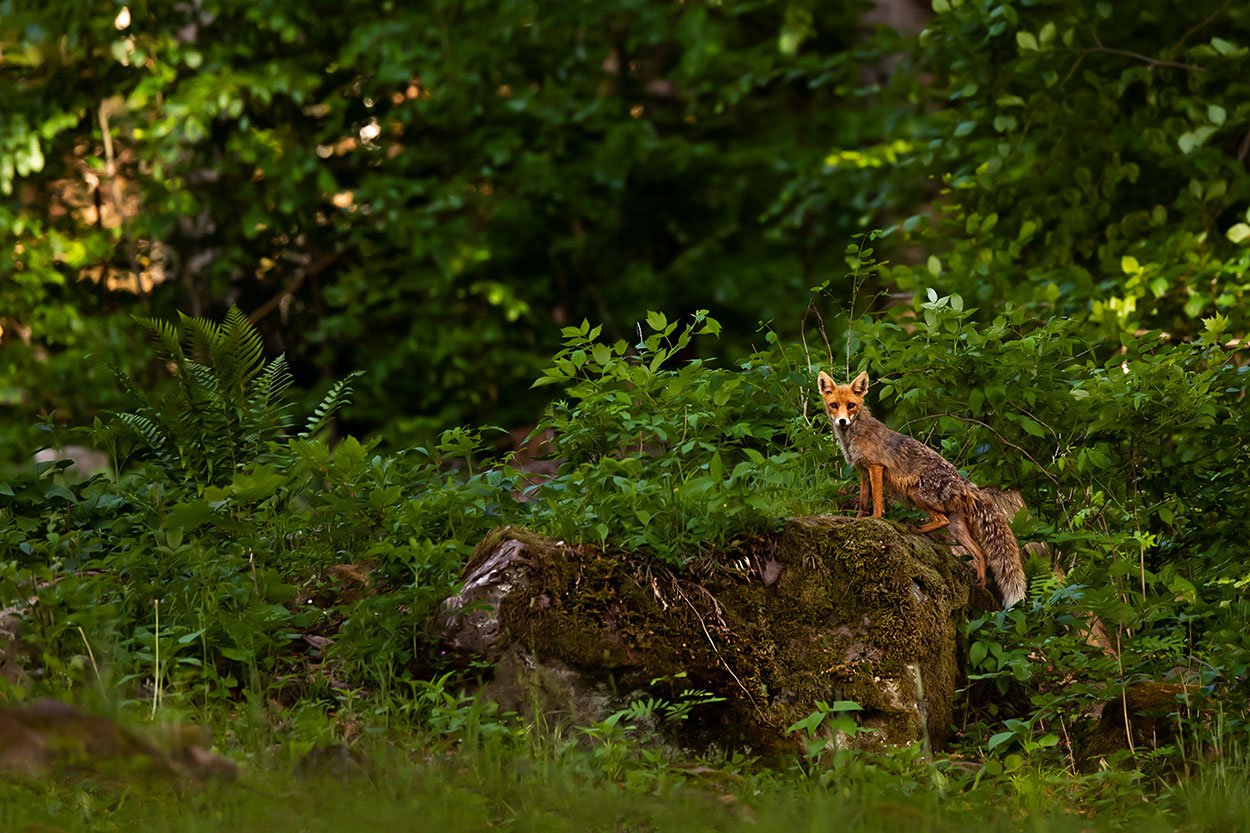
[448,516,992,752]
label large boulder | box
[440,516,993,752]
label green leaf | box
[1208,104,1227,125]
[1227,223,1250,244]
[1016,31,1039,51]
[1211,37,1237,56]
[1203,312,1230,340]
[786,711,826,736]
[165,500,217,531]
[1120,255,1140,274]
[970,641,987,665]
[987,731,1015,751]
[44,484,76,503]
[645,311,668,332]
[927,255,943,276]
[1178,126,1216,154]
[229,468,286,502]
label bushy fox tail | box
[976,487,1026,523]
[968,489,1027,607]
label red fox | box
[817,370,1026,608]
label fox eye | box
[845,403,857,410]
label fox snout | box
[827,405,858,428]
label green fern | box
[105,307,363,487]
[114,413,176,467]
[301,371,364,439]
[1024,549,1062,604]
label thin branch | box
[98,103,143,284]
[1085,35,1205,73]
[1173,1,1231,51]
[668,573,763,719]
[248,252,339,323]
[1059,53,1085,86]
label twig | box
[98,102,143,284]
[669,576,763,718]
[799,299,834,375]
[248,252,339,323]
[1058,714,1077,775]
[1173,1,1231,51]
[1059,54,1085,86]
[1115,624,1135,756]
[1085,35,1205,73]
[76,626,107,701]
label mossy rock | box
[440,517,993,753]
[0,700,235,781]
[1073,681,1189,768]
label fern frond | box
[138,315,185,363]
[1024,550,1062,603]
[301,371,365,438]
[182,312,225,366]
[252,355,295,408]
[246,355,296,430]
[114,310,363,485]
[221,305,267,390]
[104,362,147,405]
[237,354,296,458]
[183,359,222,404]
[115,412,178,469]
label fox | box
[816,370,1026,608]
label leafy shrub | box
[526,310,846,562]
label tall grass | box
[2,727,1247,833]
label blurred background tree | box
[0,0,931,461]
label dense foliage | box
[3,0,1250,826]
[0,0,919,454]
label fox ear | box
[850,371,870,395]
[817,371,835,396]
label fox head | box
[817,370,870,429]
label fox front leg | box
[868,464,885,518]
[856,469,873,516]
